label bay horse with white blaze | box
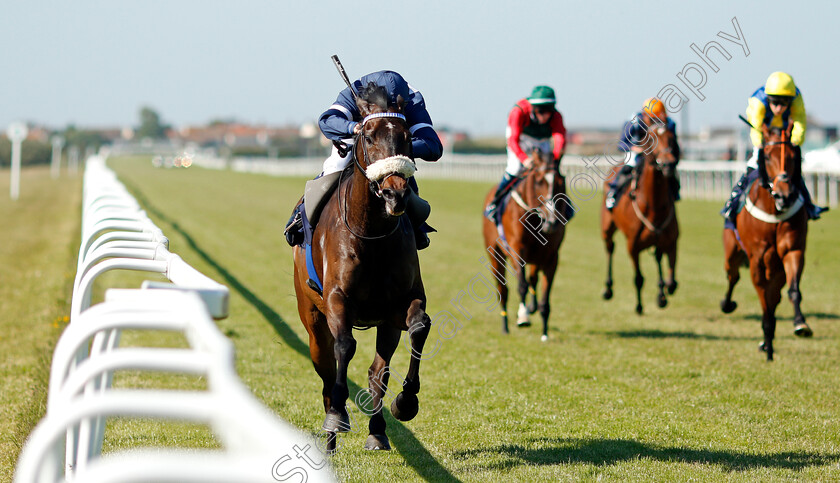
[601,115,679,314]
[292,84,432,451]
[720,123,811,361]
[482,148,570,340]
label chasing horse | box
[290,69,442,451]
[601,98,680,314]
[482,148,571,340]
[483,85,571,340]
[720,124,812,361]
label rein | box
[629,156,675,235]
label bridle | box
[761,133,798,203]
[339,111,416,240]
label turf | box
[5,157,840,482]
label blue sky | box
[1,0,837,136]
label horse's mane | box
[359,82,392,110]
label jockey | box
[721,71,826,221]
[605,98,680,210]
[484,85,567,221]
[284,70,443,249]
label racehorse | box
[601,115,679,314]
[292,83,432,451]
[720,123,811,361]
[482,148,570,340]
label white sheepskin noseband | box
[365,155,416,181]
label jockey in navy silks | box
[605,97,681,211]
[284,70,443,249]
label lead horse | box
[720,123,811,361]
[482,148,569,340]
[601,114,679,314]
[292,83,432,451]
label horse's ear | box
[757,148,770,187]
[356,97,373,117]
[760,123,771,142]
[786,121,795,138]
[395,94,405,112]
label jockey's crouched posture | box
[605,98,681,210]
[721,71,827,221]
[284,70,443,249]
[484,85,567,221]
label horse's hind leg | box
[391,298,431,422]
[655,248,667,309]
[361,325,401,450]
[665,239,678,295]
[784,249,812,337]
[721,228,742,313]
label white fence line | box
[15,155,334,483]
[191,154,839,207]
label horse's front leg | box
[629,245,644,315]
[516,265,531,327]
[783,249,812,337]
[654,248,667,309]
[665,239,678,295]
[526,265,539,315]
[361,325,401,450]
[602,219,616,300]
[537,254,558,342]
[391,298,431,422]
[720,228,742,313]
[323,292,356,433]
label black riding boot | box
[721,167,754,222]
[484,172,516,221]
[798,177,829,220]
[605,164,634,211]
[284,202,304,247]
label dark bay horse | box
[482,148,570,340]
[292,84,432,451]
[720,124,811,361]
[601,115,679,314]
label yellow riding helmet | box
[642,97,666,120]
[765,72,797,97]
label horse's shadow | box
[455,437,839,472]
[739,312,840,322]
[125,181,462,483]
[598,329,753,341]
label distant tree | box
[63,124,106,151]
[136,106,169,139]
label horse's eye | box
[364,135,373,145]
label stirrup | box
[284,211,304,247]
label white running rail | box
[15,156,334,483]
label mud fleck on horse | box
[601,115,679,314]
[720,123,811,361]
[292,83,432,451]
[482,148,571,340]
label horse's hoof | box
[602,288,613,300]
[364,434,391,451]
[793,323,813,338]
[720,300,737,314]
[527,300,538,315]
[635,304,643,315]
[322,432,337,454]
[540,334,548,342]
[657,295,668,308]
[758,341,765,352]
[502,327,509,335]
[390,392,419,422]
[517,320,531,327]
[667,281,678,295]
[322,409,351,433]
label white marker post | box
[7,122,29,201]
[51,135,65,179]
